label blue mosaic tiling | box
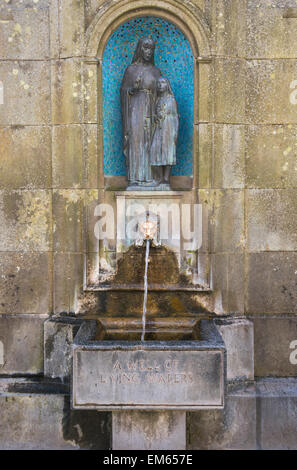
[102,16,194,176]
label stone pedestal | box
[112,411,186,450]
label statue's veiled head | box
[157,77,174,96]
[132,37,155,65]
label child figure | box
[150,77,179,187]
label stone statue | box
[150,77,179,188]
[121,37,161,189]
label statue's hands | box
[156,103,166,121]
[130,76,141,94]
[123,134,129,148]
[134,76,141,89]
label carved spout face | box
[141,40,154,63]
[139,219,158,240]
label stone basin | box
[72,320,226,411]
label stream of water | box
[141,239,150,341]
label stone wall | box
[0,0,296,449]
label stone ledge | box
[256,377,297,397]
[188,378,297,450]
[0,377,68,395]
[1,378,297,449]
[0,382,111,450]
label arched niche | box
[102,16,194,178]
[83,0,212,190]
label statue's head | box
[157,77,174,96]
[132,37,155,65]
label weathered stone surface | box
[83,63,98,123]
[189,378,297,449]
[213,125,245,189]
[252,316,297,377]
[113,411,186,450]
[0,0,297,451]
[211,253,245,315]
[0,315,46,375]
[53,253,84,314]
[73,347,224,410]
[247,0,297,59]
[198,189,211,254]
[196,252,211,287]
[246,59,297,124]
[59,0,84,58]
[188,384,257,450]
[216,319,254,381]
[0,190,51,251]
[214,0,246,58]
[0,3,50,60]
[0,126,51,189]
[190,0,206,10]
[7,377,276,450]
[49,0,59,58]
[247,189,297,251]
[84,189,101,254]
[214,58,245,123]
[256,378,297,450]
[246,125,297,189]
[53,190,84,252]
[247,252,297,315]
[51,59,82,124]
[198,123,245,190]
[84,0,102,29]
[0,389,111,450]
[198,124,212,189]
[198,61,212,123]
[83,124,99,188]
[211,190,245,253]
[0,61,50,125]
[44,317,81,381]
[0,252,51,314]
[52,125,83,188]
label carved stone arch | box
[85,0,211,59]
[83,0,213,189]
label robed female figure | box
[150,77,179,185]
[121,37,161,188]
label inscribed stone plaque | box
[73,347,224,410]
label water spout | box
[138,212,158,341]
[141,238,150,342]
